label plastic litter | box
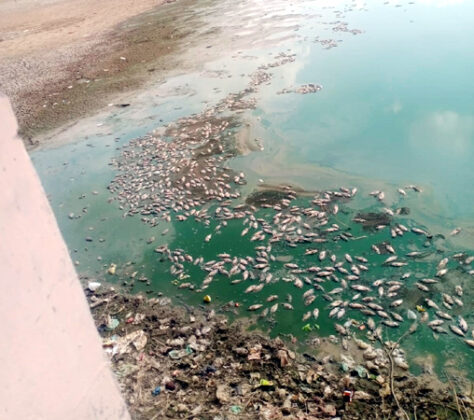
[106,317,120,330]
[108,263,117,275]
[230,405,242,414]
[259,379,274,387]
[168,345,193,359]
[355,365,367,378]
[203,295,212,303]
[343,390,354,403]
[87,281,101,291]
[151,386,161,396]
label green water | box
[32,0,473,379]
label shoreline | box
[85,284,473,419]
[0,0,194,148]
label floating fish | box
[450,227,461,236]
[390,299,403,307]
[449,325,465,337]
[302,311,311,321]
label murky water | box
[32,0,473,379]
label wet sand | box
[0,0,191,147]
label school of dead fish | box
[108,53,473,361]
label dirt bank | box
[0,0,193,147]
[85,284,473,419]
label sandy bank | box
[0,0,188,147]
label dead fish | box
[351,284,371,292]
[383,320,399,328]
[390,262,407,267]
[205,234,212,242]
[361,309,376,316]
[406,251,423,257]
[384,256,398,264]
[428,319,444,327]
[286,293,293,303]
[363,349,377,360]
[372,245,381,255]
[319,250,327,261]
[391,312,404,322]
[241,227,249,236]
[270,303,279,313]
[253,284,264,293]
[421,278,438,284]
[453,297,463,307]
[443,294,454,305]
[329,287,343,295]
[455,285,463,297]
[260,307,269,318]
[248,304,263,311]
[302,311,312,321]
[436,311,453,320]
[398,188,406,196]
[425,299,439,310]
[367,318,376,330]
[373,279,385,287]
[436,268,448,277]
[313,308,320,319]
[303,289,314,299]
[335,323,347,335]
[390,299,403,307]
[450,227,461,236]
[294,278,303,288]
[245,285,257,293]
[267,294,278,302]
[411,227,426,235]
[464,339,474,348]
[329,307,340,318]
[450,325,465,337]
[438,257,448,269]
[355,338,370,349]
[458,316,468,333]
[285,263,299,269]
[345,253,353,263]
[336,308,345,319]
[329,299,343,308]
[432,326,448,334]
[304,295,316,306]
[283,303,294,310]
[377,310,390,319]
[415,282,429,292]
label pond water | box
[32,0,473,379]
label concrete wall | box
[0,96,131,420]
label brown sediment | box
[85,286,474,420]
[0,0,201,148]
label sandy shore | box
[0,0,187,147]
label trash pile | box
[86,284,473,419]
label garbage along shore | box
[85,284,473,419]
